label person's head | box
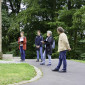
[20,31,24,37]
[47,31,52,37]
[57,27,64,34]
[37,30,41,36]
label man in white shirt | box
[52,27,71,72]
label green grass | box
[0,63,36,85]
[71,59,85,63]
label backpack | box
[52,37,55,49]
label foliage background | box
[2,0,85,59]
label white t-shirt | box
[20,37,24,46]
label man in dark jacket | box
[40,31,53,66]
[35,30,43,62]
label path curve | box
[0,60,42,85]
[1,59,85,85]
[22,59,85,85]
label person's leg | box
[62,58,67,71]
[20,46,23,60]
[53,52,62,70]
[36,50,39,61]
[56,58,62,70]
[40,47,43,61]
[22,50,25,61]
[40,50,46,65]
[62,51,67,71]
[48,54,51,65]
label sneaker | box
[52,68,59,72]
[41,60,43,62]
[36,60,39,62]
[40,63,45,65]
[47,64,51,66]
[59,70,67,73]
[20,60,22,62]
[20,60,25,62]
[22,60,26,63]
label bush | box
[6,42,20,56]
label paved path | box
[0,59,85,85]
[0,60,22,64]
[22,59,85,85]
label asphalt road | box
[22,59,85,85]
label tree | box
[2,0,85,59]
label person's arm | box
[45,37,53,45]
[61,34,71,50]
[40,36,43,45]
[23,37,27,44]
[35,37,40,48]
[41,36,43,41]
[35,37,37,46]
[18,37,20,45]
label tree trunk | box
[67,0,72,10]
[0,0,3,59]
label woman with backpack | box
[40,31,54,66]
[18,31,27,62]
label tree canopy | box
[2,0,85,59]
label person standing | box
[18,31,27,62]
[35,30,43,62]
[40,31,53,66]
[52,27,71,72]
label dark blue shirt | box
[35,35,43,47]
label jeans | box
[20,46,25,61]
[42,50,51,64]
[36,47,43,60]
[56,50,67,71]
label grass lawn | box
[0,63,36,85]
[71,59,85,63]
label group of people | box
[18,27,71,72]
[35,30,54,66]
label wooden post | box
[0,0,3,59]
